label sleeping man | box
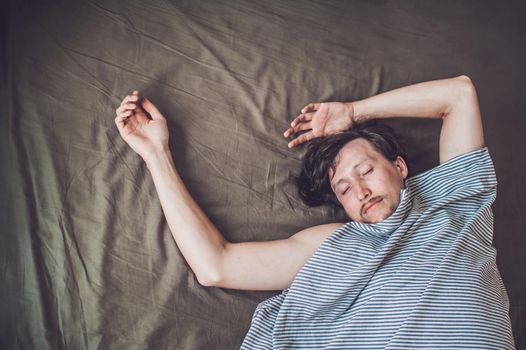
[115,75,514,349]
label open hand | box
[114,91,169,160]
[283,102,355,148]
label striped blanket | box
[241,148,514,349]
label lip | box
[363,198,382,215]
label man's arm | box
[352,75,484,163]
[286,75,484,164]
[115,92,341,291]
[217,223,340,290]
[145,150,341,291]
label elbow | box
[441,75,476,119]
[195,242,230,288]
[196,276,214,287]
[195,243,229,288]
[457,74,472,84]
[195,266,224,287]
[443,75,477,116]
[456,75,476,93]
[196,273,221,287]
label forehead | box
[330,138,383,177]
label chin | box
[368,209,392,224]
[347,208,390,224]
[378,212,390,222]
[368,217,384,224]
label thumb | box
[141,98,164,120]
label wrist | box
[348,100,369,124]
[144,147,173,170]
[344,102,356,125]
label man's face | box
[329,138,408,224]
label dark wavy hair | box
[295,121,408,209]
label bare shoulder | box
[288,222,346,248]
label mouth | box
[363,198,382,215]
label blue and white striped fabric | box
[241,147,515,349]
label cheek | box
[338,195,350,209]
[342,198,360,217]
[374,172,400,195]
[382,180,403,209]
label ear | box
[394,156,409,180]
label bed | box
[2,0,525,349]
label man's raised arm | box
[286,75,484,163]
[352,75,484,163]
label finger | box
[120,94,139,106]
[117,110,133,119]
[141,98,164,120]
[120,91,140,109]
[290,114,306,127]
[115,110,132,123]
[284,121,312,138]
[116,103,137,115]
[291,112,314,127]
[288,131,314,148]
[301,103,320,114]
[114,114,129,129]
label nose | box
[354,183,371,201]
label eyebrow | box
[330,158,371,191]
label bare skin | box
[328,139,409,223]
[115,75,483,291]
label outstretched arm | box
[285,75,484,163]
[115,92,340,291]
[115,91,226,285]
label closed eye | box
[341,186,350,195]
[361,168,373,176]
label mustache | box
[362,196,382,214]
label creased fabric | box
[2,1,525,349]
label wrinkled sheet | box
[1,1,525,349]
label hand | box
[114,91,169,160]
[283,102,355,148]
